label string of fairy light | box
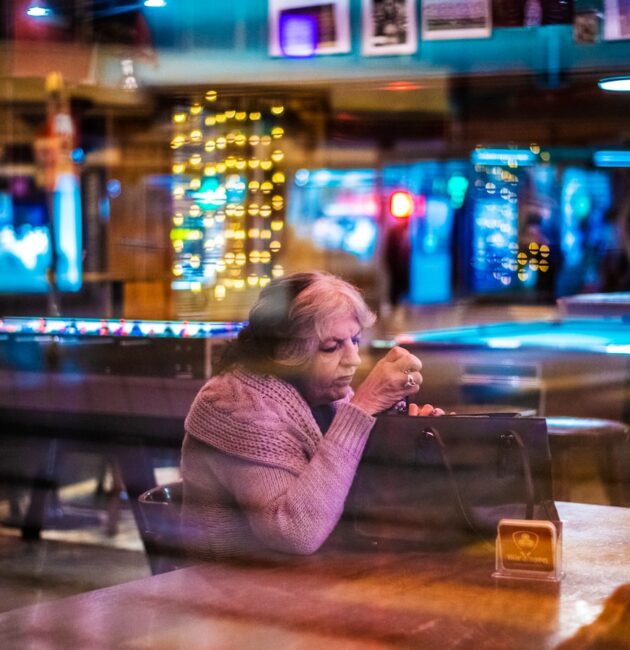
[170,91,286,300]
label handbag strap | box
[421,426,536,535]
[505,429,535,520]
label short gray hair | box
[216,271,376,374]
[276,272,376,366]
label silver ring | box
[404,373,416,389]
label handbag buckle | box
[497,431,515,477]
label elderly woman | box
[181,271,441,559]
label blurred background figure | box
[383,217,411,320]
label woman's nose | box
[342,342,361,367]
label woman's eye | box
[319,345,338,354]
[351,337,360,346]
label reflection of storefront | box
[288,168,379,259]
[465,152,613,303]
[286,154,617,308]
[285,168,382,304]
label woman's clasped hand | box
[350,345,422,415]
[351,345,445,417]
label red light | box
[384,81,422,92]
[389,191,414,219]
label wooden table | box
[1,502,629,649]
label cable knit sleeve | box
[208,402,375,554]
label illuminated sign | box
[472,149,536,166]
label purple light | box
[279,13,318,58]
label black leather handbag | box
[346,414,559,548]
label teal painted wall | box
[142,1,630,81]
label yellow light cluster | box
[517,242,551,282]
[170,92,286,297]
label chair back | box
[138,479,186,574]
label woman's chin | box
[330,385,351,402]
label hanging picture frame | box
[269,0,351,57]
[603,0,630,40]
[362,0,418,56]
[421,0,492,40]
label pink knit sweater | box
[181,367,375,558]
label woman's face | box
[300,314,362,407]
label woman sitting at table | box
[181,271,443,559]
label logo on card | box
[495,519,562,582]
[512,531,539,559]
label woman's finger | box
[384,346,408,363]
[419,403,434,416]
[408,402,419,416]
[398,354,422,375]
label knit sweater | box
[181,367,375,558]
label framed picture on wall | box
[269,0,351,57]
[491,0,574,27]
[421,0,492,40]
[361,0,417,56]
[603,0,630,40]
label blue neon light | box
[53,173,82,291]
[593,151,630,167]
[472,149,536,166]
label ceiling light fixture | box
[26,0,52,17]
[598,76,630,92]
